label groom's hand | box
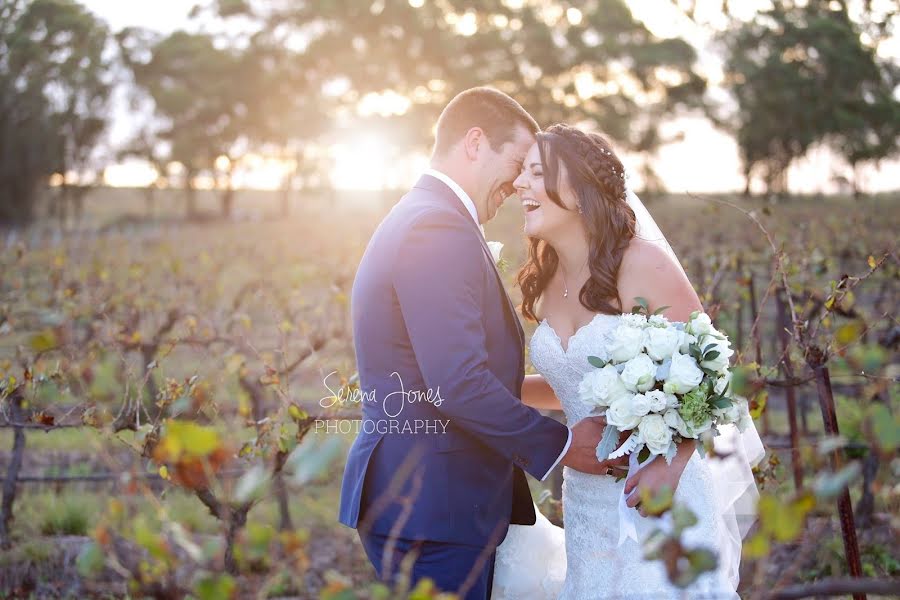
[561,416,622,475]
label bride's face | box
[513,142,582,240]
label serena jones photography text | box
[315,371,450,435]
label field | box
[0,187,897,599]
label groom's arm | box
[540,430,571,481]
[392,210,568,480]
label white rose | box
[608,325,646,363]
[698,334,734,373]
[639,414,673,456]
[578,364,629,408]
[486,241,503,264]
[663,408,693,438]
[645,326,681,361]
[606,395,641,430]
[714,371,733,395]
[630,393,652,417]
[621,313,649,329]
[620,353,657,392]
[663,352,704,395]
[686,312,714,337]
[648,314,670,328]
[645,390,671,413]
[678,330,697,354]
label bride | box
[491,124,764,599]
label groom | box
[338,87,610,599]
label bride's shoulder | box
[620,237,679,273]
[618,238,698,317]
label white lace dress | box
[492,314,739,600]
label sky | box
[83,0,900,194]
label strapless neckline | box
[538,313,620,354]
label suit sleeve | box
[392,210,569,480]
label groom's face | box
[475,125,535,223]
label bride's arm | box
[521,374,563,410]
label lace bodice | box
[493,313,739,599]
[530,313,622,426]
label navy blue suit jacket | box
[338,174,569,547]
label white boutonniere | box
[487,241,508,272]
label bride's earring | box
[576,202,583,215]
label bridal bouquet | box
[582,309,753,465]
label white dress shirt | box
[422,167,572,481]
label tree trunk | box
[185,171,197,220]
[221,186,234,220]
[0,389,26,549]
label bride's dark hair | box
[517,124,637,321]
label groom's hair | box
[432,87,539,157]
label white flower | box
[608,324,646,363]
[714,371,733,396]
[664,408,693,438]
[630,393,652,417]
[662,352,704,394]
[645,390,672,413]
[639,414,674,455]
[698,333,734,373]
[606,395,642,430]
[486,241,504,264]
[621,313,649,329]
[645,326,681,361]
[686,312,714,337]
[578,364,629,408]
[678,330,697,354]
[648,314,670,328]
[620,353,657,392]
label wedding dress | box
[492,313,745,599]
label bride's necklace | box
[559,257,589,299]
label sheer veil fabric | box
[625,186,766,587]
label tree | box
[719,0,900,196]
[0,0,112,226]
[215,0,707,189]
[118,29,247,219]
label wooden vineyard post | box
[807,347,865,600]
[0,387,26,549]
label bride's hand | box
[623,440,695,518]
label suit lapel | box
[475,235,525,350]
[412,175,525,353]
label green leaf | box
[743,532,770,559]
[652,305,671,315]
[234,463,269,503]
[637,446,651,465]
[868,403,900,452]
[813,462,862,500]
[671,504,699,534]
[711,398,733,409]
[194,573,236,600]
[29,329,58,353]
[703,350,720,361]
[76,541,105,577]
[286,433,344,485]
[595,425,620,461]
[640,484,673,516]
[587,355,607,369]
